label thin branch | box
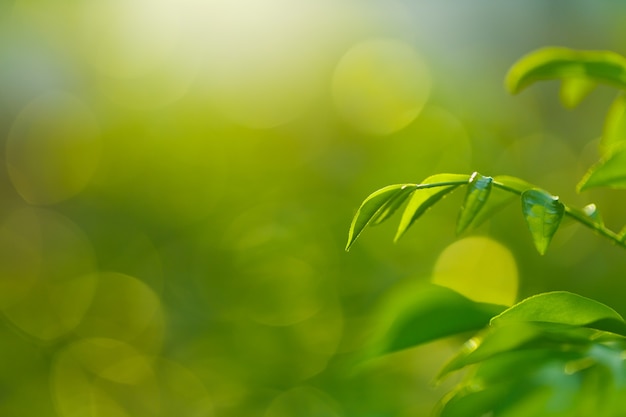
[492,180,626,249]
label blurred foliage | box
[4,1,626,416]
[346,42,626,414]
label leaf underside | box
[506,47,626,95]
[456,173,493,234]
[578,146,626,191]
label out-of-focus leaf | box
[559,77,597,108]
[439,322,541,378]
[578,146,626,191]
[493,175,535,194]
[440,348,578,417]
[601,93,626,156]
[521,189,565,255]
[394,173,470,242]
[439,322,602,379]
[346,184,414,250]
[437,384,513,417]
[456,173,493,234]
[491,291,625,329]
[506,47,626,95]
[370,185,415,225]
[439,382,555,417]
[368,284,505,358]
[440,337,626,417]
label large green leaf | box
[394,174,470,242]
[506,47,626,95]
[578,146,626,191]
[346,184,415,250]
[521,189,565,255]
[456,173,493,234]
[366,284,505,358]
[601,92,626,156]
[491,291,625,329]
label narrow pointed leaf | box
[506,47,626,95]
[578,146,626,191]
[601,92,626,156]
[394,173,470,242]
[521,189,565,255]
[466,187,517,230]
[370,185,416,225]
[559,77,597,108]
[456,172,493,234]
[346,184,414,250]
[491,291,624,328]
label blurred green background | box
[2,1,626,416]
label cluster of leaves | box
[347,47,626,416]
[365,285,626,417]
[345,171,623,256]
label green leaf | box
[443,351,585,416]
[438,380,555,417]
[578,146,626,191]
[456,172,493,234]
[492,175,536,194]
[366,284,505,358]
[345,184,415,251]
[439,322,604,379]
[461,175,536,229]
[559,77,597,108]
[370,185,415,225]
[439,322,541,378]
[506,47,626,95]
[521,189,565,255]
[491,291,625,328]
[601,92,626,156]
[466,187,517,230]
[437,384,513,417]
[394,173,470,242]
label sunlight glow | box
[332,38,431,135]
[7,92,101,205]
[432,237,518,306]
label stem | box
[492,180,626,249]
[563,207,625,247]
